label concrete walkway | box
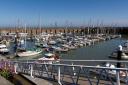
[0,55,6,60]
[0,76,13,85]
[23,74,59,85]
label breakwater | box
[0,27,127,36]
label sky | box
[0,0,128,27]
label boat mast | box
[96,20,99,35]
[38,14,41,34]
[24,24,27,48]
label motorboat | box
[95,63,127,78]
[0,44,9,54]
[52,46,68,53]
[37,53,60,64]
[40,43,49,48]
[48,40,56,45]
[109,52,128,60]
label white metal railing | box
[1,59,128,85]
[10,59,128,62]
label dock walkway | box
[22,74,59,85]
[0,76,14,85]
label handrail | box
[1,59,128,85]
[10,59,128,63]
[8,61,128,71]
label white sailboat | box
[17,49,42,57]
[17,24,42,57]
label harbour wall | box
[0,27,127,36]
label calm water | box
[60,37,128,65]
[9,36,128,61]
[61,38,124,60]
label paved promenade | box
[23,74,59,85]
[0,76,13,85]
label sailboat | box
[17,24,42,57]
[17,39,26,52]
[17,49,42,57]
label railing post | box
[72,62,76,75]
[58,66,62,85]
[116,70,120,85]
[30,64,34,78]
[14,63,18,74]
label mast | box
[65,20,69,34]
[96,20,99,35]
[87,19,91,35]
[24,24,27,48]
[18,18,20,29]
[38,14,41,34]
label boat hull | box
[109,52,128,60]
[17,50,42,57]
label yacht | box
[0,44,9,54]
[17,49,42,57]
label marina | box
[0,31,127,85]
[1,0,128,85]
[0,30,126,85]
[0,32,123,60]
[0,31,126,85]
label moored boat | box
[37,53,60,64]
[109,52,128,60]
[0,44,9,54]
[52,46,68,53]
[17,48,42,57]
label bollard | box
[117,50,122,68]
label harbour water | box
[7,36,128,60]
[61,38,124,60]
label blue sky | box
[0,0,128,26]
